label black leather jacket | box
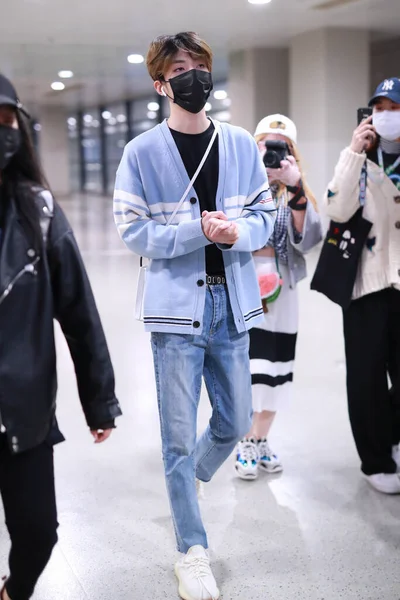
[0,184,122,453]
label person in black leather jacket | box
[0,74,122,600]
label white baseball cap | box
[254,114,297,144]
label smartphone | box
[357,107,372,125]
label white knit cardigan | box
[324,146,400,300]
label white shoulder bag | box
[135,121,220,321]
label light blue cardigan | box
[114,120,276,334]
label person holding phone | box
[0,74,122,600]
[323,77,400,494]
[235,114,322,480]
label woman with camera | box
[235,114,322,480]
[0,73,122,599]
[323,77,400,494]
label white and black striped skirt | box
[249,258,299,413]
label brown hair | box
[146,32,213,81]
[255,133,318,212]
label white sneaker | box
[258,438,283,474]
[235,438,259,480]
[175,546,220,600]
[393,445,400,472]
[363,472,400,494]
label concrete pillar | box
[38,107,70,197]
[371,37,400,91]
[229,48,289,134]
[290,28,370,206]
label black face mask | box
[0,124,21,170]
[166,69,213,114]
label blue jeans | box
[151,285,252,553]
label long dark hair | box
[2,111,49,251]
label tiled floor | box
[1,194,399,599]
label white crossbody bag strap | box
[135,120,220,321]
[166,122,220,225]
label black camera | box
[263,140,289,169]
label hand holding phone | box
[351,110,376,154]
[357,107,373,125]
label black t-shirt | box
[170,122,225,276]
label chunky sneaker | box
[258,438,283,474]
[235,438,259,480]
[363,472,400,494]
[175,545,220,600]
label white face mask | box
[373,110,400,141]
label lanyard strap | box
[139,120,220,268]
[377,146,400,177]
[359,160,368,207]
[167,120,220,226]
[359,147,400,209]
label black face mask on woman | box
[164,69,213,114]
[0,124,21,170]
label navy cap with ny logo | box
[369,77,400,107]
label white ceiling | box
[0,0,399,110]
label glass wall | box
[207,82,231,122]
[66,81,229,195]
[67,116,81,193]
[81,110,102,193]
[130,96,161,138]
[103,103,129,194]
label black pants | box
[0,436,58,600]
[343,288,400,475]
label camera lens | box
[264,150,279,169]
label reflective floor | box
[1,194,399,599]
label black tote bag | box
[311,162,372,310]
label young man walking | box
[114,32,275,600]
